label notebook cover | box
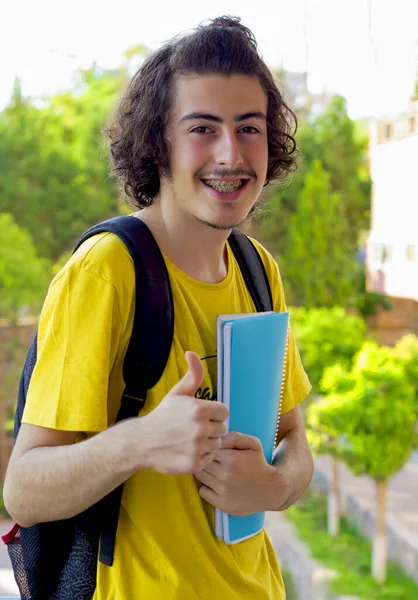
[215,311,289,544]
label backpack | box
[2,215,273,600]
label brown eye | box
[191,126,212,134]
[239,126,259,134]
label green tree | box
[306,366,352,538]
[393,334,418,446]
[308,342,416,583]
[0,67,126,261]
[290,306,367,393]
[292,305,366,537]
[0,213,49,481]
[258,95,371,258]
[393,334,418,400]
[0,213,49,320]
[281,159,358,307]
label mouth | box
[201,178,250,200]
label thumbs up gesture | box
[138,352,229,475]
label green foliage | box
[0,485,8,518]
[0,68,126,261]
[393,335,418,403]
[280,568,297,600]
[393,335,418,446]
[52,250,72,277]
[258,95,371,258]
[257,96,371,312]
[309,342,416,482]
[287,488,418,598]
[349,267,393,319]
[279,159,358,307]
[0,213,49,319]
[301,96,371,239]
[290,306,367,392]
[351,289,393,319]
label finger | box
[201,437,223,454]
[196,452,215,471]
[169,351,204,397]
[194,468,218,489]
[197,459,223,477]
[205,401,230,423]
[198,484,219,506]
[220,431,261,450]
[207,421,228,439]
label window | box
[394,120,404,137]
[373,244,384,261]
[385,123,393,140]
[410,116,416,134]
[383,245,392,261]
[406,245,416,261]
[372,244,394,262]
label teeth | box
[204,180,243,193]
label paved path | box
[315,454,418,582]
[315,454,418,540]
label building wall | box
[367,103,418,343]
[367,103,418,301]
[367,102,418,302]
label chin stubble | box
[169,179,270,231]
[191,215,246,231]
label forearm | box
[4,418,145,527]
[270,427,314,511]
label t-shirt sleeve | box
[250,238,312,413]
[22,252,129,433]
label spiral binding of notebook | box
[273,321,290,456]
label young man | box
[4,16,313,600]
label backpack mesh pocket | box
[4,516,99,600]
[6,528,32,599]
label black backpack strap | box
[228,229,273,312]
[73,215,174,566]
[73,216,174,398]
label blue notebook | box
[215,311,289,544]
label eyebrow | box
[179,111,267,124]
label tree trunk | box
[372,480,387,583]
[327,458,340,537]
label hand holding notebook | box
[215,311,289,544]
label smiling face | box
[159,74,269,231]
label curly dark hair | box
[107,15,298,208]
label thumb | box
[170,351,205,397]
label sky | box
[1,0,417,119]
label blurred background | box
[0,1,417,598]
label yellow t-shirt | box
[23,231,311,600]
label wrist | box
[265,462,291,512]
[116,416,152,473]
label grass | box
[281,568,298,600]
[0,485,8,518]
[286,488,418,599]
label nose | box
[214,129,244,169]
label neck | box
[136,204,231,284]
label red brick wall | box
[367,296,418,346]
